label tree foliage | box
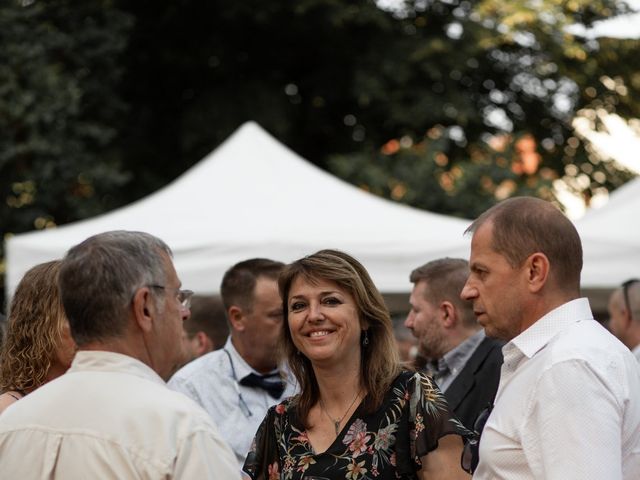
[1,0,639,304]
[0,0,133,295]
[328,0,639,216]
[109,0,639,215]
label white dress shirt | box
[474,298,640,480]
[0,350,239,479]
[632,343,640,363]
[168,337,297,467]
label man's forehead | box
[254,275,278,288]
[161,251,180,285]
[253,276,280,299]
[471,220,494,244]
[413,279,430,293]
[470,222,501,262]
[411,280,433,302]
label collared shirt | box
[168,337,297,467]
[0,350,239,479]
[474,298,640,480]
[632,343,640,363]
[428,329,486,392]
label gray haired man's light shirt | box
[0,351,239,479]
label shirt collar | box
[509,297,594,359]
[224,337,280,380]
[70,350,166,385]
[441,329,485,373]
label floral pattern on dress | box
[267,461,279,480]
[243,371,466,480]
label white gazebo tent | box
[6,122,473,301]
[575,177,640,289]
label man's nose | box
[404,311,414,329]
[460,282,476,301]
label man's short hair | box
[619,280,640,322]
[466,196,583,292]
[183,295,229,349]
[410,258,477,328]
[220,258,284,312]
[59,231,171,345]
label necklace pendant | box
[334,421,340,435]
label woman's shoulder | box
[391,369,435,390]
[270,394,298,417]
[0,391,23,415]
[385,370,444,410]
[383,370,419,403]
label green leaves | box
[0,1,133,295]
[1,0,638,302]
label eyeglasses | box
[461,403,493,474]
[148,285,194,309]
[622,279,639,320]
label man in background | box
[180,294,229,365]
[608,279,640,362]
[392,317,418,364]
[0,231,238,478]
[405,258,502,431]
[169,258,296,467]
[461,197,640,479]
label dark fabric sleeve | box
[242,406,280,480]
[395,371,470,475]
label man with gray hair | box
[405,258,502,432]
[0,231,239,479]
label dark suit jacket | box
[443,336,504,431]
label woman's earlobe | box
[361,329,370,347]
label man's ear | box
[195,332,214,356]
[525,252,550,293]
[132,287,155,333]
[440,301,456,329]
[228,306,245,332]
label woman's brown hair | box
[279,249,401,427]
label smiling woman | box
[243,249,470,480]
[286,276,363,374]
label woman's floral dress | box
[243,371,466,480]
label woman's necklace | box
[319,389,361,436]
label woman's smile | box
[287,276,363,365]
